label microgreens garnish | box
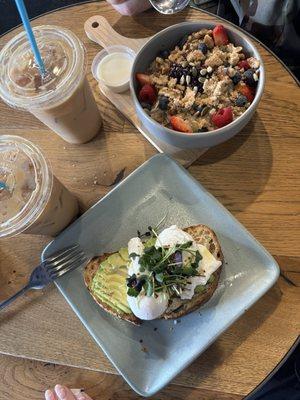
[127,224,203,298]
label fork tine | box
[46,244,79,263]
[47,252,86,274]
[47,248,82,268]
[50,256,88,279]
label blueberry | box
[243,69,257,87]
[231,72,241,85]
[235,95,248,107]
[198,43,208,55]
[198,127,208,132]
[159,49,170,59]
[141,102,152,111]
[158,96,169,110]
[177,35,189,49]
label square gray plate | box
[42,154,279,397]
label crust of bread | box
[84,224,223,324]
[83,254,140,325]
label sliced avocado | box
[119,247,129,261]
[208,274,215,283]
[106,252,126,266]
[90,249,131,315]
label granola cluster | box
[136,25,260,133]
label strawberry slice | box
[238,84,255,102]
[212,25,229,46]
[136,73,151,86]
[237,60,250,70]
[138,84,157,105]
[211,107,233,128]
[170,116,192,133]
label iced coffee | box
[0,26,102,144]
[0,135,79,238]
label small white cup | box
[92,45,135,93]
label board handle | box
[84,15,148,53]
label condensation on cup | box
[0,26,102,144]
[0,135,79,238]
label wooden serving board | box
[84,15,206,167]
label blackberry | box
[198,43,208,55]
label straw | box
[14,0,46,76]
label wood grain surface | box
[0,2,299,399]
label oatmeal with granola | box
[135,25,260,133]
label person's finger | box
[45,389,58,400]
[55,385,76,400]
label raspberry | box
[238,60,250,70]
[138,84,157,105]
[211,107,233,128]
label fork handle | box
[0,284,32,311]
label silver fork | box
[0,244,88,311]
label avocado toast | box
[84,224,223,325]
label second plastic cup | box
[0,135,79,238]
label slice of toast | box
[84,224,223,324]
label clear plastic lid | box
[0,26,86,110]
[0,135,52,238]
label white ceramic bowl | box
[130,21,265,149]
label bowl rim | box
[130,20,265,139]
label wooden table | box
[0,3,299,399]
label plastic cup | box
[0,135,79,238]
[0,25,102,144]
